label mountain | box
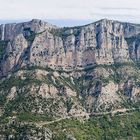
[0,19,140,139]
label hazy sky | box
[0,0,140,26]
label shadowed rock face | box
[0,19,140,76]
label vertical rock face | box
[1,24,5,41]
[0,19,57,41]
[0,19,140,76]
[0,19,58,76]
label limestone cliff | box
[1,19,140,76]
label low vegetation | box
[47,111,140,140]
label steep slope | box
[0,19,140,139]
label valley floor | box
[1,109,140,140]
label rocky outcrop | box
[1,19,140,76]
[0,19,140,113]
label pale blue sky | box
[0,0,140,26]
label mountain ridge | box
[1,18,140,28]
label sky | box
[0,0,140,26]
